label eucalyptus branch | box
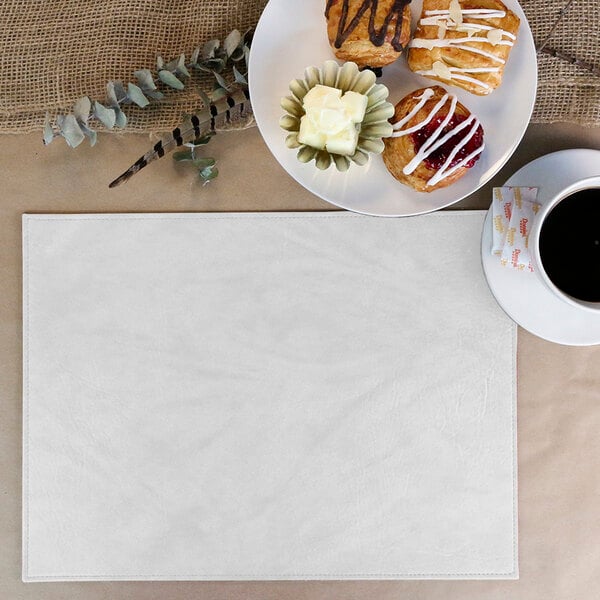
[44,28,252,148]
[172,132,219,183]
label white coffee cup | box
[530,175,600,313]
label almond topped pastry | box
[407,0,520,95]
[325,0,412,68]
[382,85,485,192]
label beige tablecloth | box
[1,122,600,599]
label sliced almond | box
[487,28,503,45]
[449,0,463,26]
[432,60,453,81]
[437,20,447,39]
[456,24,477,36]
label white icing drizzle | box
[410,3,516,89]
[428,117,484,185]
[391,89,484,187]
[421,19,516,40]
[411,38,510,63]
[414,70,491,91]
[415,66,501,91]
[424,8,506,18]
[391,88,435,132]
[411,36,513,47]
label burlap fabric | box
[0,0,268,134]
[0,0,597,134]
[522,0,600,126]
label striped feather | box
[109,86,251,188]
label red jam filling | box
[410,113,484,171]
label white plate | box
[481,149,600,346]
[249,0,537,217]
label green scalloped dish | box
[279,60,394,171]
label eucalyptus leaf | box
[194,131,215,145]
[158,69,184,90]
[114,107,127,128]
[93,101,116,129]
[127,83,150,107]
[213,71,229,90]
[195,58,225,73]
[176,54,190,78]
[186,131,214,147]
[73,96,91,122]
[165,57,179,71]
[106,81,118,106]
[57,114,85,148]
[43,113,54,145]
[79,122,98,146]
[193,63,212,74]
[172,150,194,162]
[144,89,165,101]
[223,29,242,57]
[107,81,127,105]
[205,58,226,72]
[199,165,218,180]
[192,157,215,169]
[157,55,164,70]
[113,82,127,103]
[242,28,254,47]
[198,90,212,110]
[202,39,220,59]
[230,46,245,62]
[232,66,247,85]
[190,46,200,64]
[211,86,228,100]
[134,69,157,91]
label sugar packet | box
[491,187,540,271]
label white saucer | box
[481,149,600,346]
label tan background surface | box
[1,123,600,599]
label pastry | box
[325,0,412,68]
[407,0,520,95]
[382,85,484,192]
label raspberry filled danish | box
[382,86,485,192]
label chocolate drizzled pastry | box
[325,0,412,68]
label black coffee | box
[539,188,600,302]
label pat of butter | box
[308,106,348,135]
[341,91,368,123]
[298,84,367,155]
[298,116,326,150]
[303,84,342,110]
[325,123,358,155]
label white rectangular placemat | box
[23,211,517,581]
